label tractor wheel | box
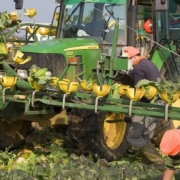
[0,120,31,150]
[67,109,129,161]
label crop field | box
[0,125,179,180]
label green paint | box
[113,57,128,70]
[20,38,99,54]
[151,45,176,70]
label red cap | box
[160,129,180,156]
[144,19,152,34]
[124,46,140,58]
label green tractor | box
[0,0,180,161]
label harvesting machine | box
[0,0,180,160]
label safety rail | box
[1,91,180,121]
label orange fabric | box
[160,129,180,156]
[124,46,140,58]
[133,56,146,65]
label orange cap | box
[124,46,140,58]
[160,129,180,156]
[144,19,152,34]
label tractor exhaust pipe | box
[14,0,23,10]
[127,0,137,46]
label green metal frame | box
[0,90,180,120]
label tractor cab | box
[149,0,180,82]
[61,2,126,45]
[55,1,128,57]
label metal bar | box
[32,98,180,120]
[2,94,180,119]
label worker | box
[160,128,180,180]
[126,46,159,87]
[124,46,166,170]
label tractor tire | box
[67,109,129,161]
[0,120,31,150]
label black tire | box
[0,120,31,150]
[67,109,129,161]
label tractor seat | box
[84,19,106,37]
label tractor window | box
[168,1,180,43]
[63,4,81,38]
[137,5,152,55]
[63,2,127,45]
[103,4,126,45]
[155,0,180,43]
[154,0,180,82]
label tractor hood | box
[19,38,99,54]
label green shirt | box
[165,155,180,170]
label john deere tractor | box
[0,0,180,161]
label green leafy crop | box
[156,78,180,94]
[28,64,52,88]
[136,78,180,102]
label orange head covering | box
[124,46,140,58]
[160,129,180,156]
[144,19,152,34]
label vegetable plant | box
[0,127,167,180]
[135,79,158,101]
[28,64,52,89]
[136,78,180,103]
[155,78,180,103]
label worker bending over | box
[125,46,166,170]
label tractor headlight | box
[17,69,28,79]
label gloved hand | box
[124,115,132,123]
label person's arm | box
[162,169,174,180]
[132,67,146,85]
